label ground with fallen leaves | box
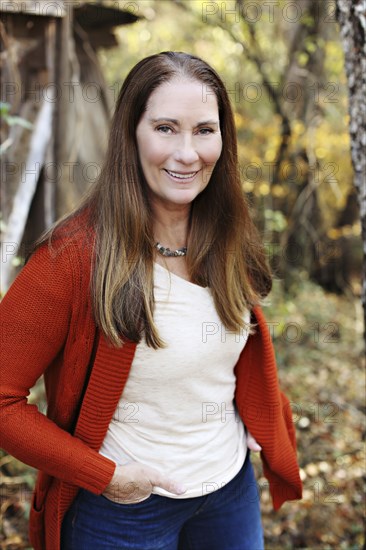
[1,276,365,549]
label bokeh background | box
[1,1,364,548]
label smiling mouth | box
[164,169,199,181]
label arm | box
[0,241,115,493]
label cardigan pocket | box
[29,489,46,550]
[28,471,52,550]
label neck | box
[152,203,190,249]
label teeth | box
[166,170,197,179]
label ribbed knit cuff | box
[75,450,116,494]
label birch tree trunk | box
[336,0,366,336]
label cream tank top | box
[99,262,250,498]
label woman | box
[0,52,302,550]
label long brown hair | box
[41,52,272,348]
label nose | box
[173,133,199,165]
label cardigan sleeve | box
[0,241,116,494]
[280,390,298,452]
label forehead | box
[144,78,219,119]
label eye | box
[197,127,215,135]
[156,125,174,134]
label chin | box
[166,191,200,205]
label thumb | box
[246,430,262,452]
[149,470,187,495]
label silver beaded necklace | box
[154,242,187,257]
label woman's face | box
[136,78,222,212]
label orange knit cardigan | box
[0,223,302,550]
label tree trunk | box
[336,0,366,337]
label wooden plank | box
[44,17,56,227]
[53,3,73,216]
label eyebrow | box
[149,117,219,126]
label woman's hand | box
[246,430,262,452]
[103,431,261,505]
[102,462,187,504]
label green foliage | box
[0,101,33,155]
[264,209,288,232]
[0,102,33,130]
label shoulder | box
[49,208,95,252]
[35,208,95,269]
[17,209,96,302]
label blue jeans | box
[61,451,264,550]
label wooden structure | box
[0,0,140,291]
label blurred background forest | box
[0,0,365,549]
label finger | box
[246,430,262,451]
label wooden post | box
[53,1,74,217]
